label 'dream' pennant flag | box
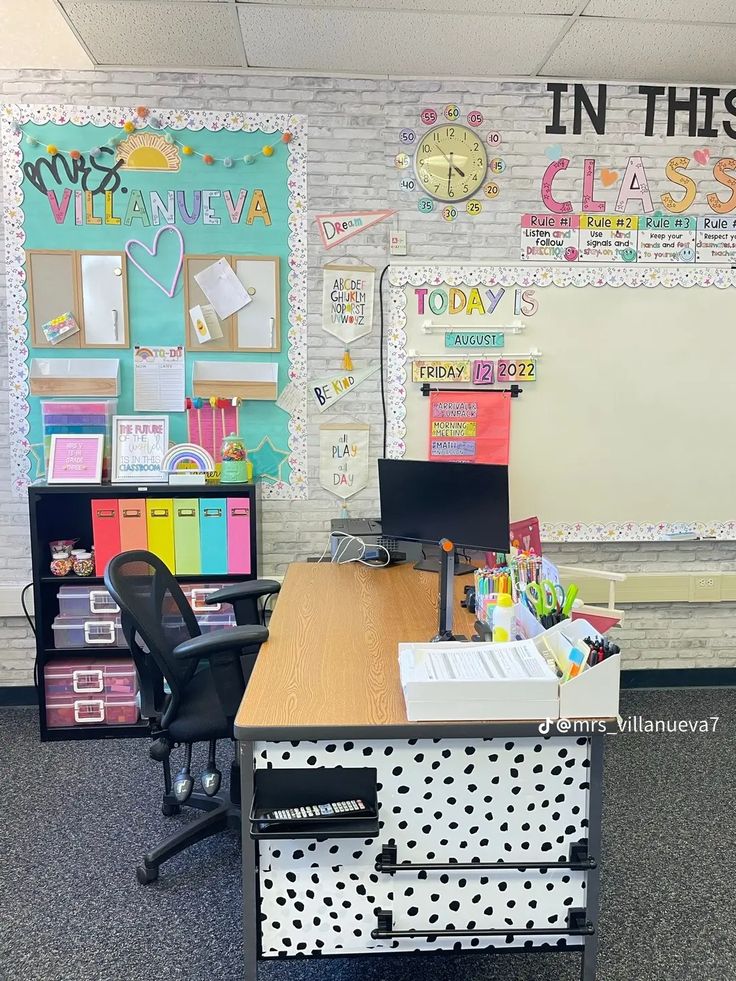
[310,364,379,412]
[315,210,396,250]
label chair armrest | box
[205,580,281,606]
[173,625,269,662]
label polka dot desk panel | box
[256,737,591,956]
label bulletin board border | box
[387,263,736,542]
[1,104,308,500]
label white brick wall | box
[1,70,734,684]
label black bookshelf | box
[28,483,258,742]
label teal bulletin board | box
[2,105,307,498]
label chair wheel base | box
[162,801,181,817]
[137,863,159,885]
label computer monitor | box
[378,458,509,553]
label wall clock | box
[396,105,505,221]
[414,123,488,203]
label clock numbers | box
[484,181,500,199]
[467,109,484,127]
[442,206,458,222]
[487,131,502,145]
[418,197,434,213]
[399,128,416,145]
[399,177,416,191]
[395,152,410,169]
[489,157,506,174]
[466,200,483,216]
[420,108,438,125]
[444,104,460,120]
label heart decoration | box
[693,148,711,166]
[125,225,184,298]
[545,144,563,161]
[600,168,619,188]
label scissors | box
[525,581,579,626]
[525,580,557,626]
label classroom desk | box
[236,563,607,980]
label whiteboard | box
[388,264,736,541]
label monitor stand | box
[430,540,468,643]
[414,554,475,576]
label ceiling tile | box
[60,1,245,67]
[544,17,736,83]
[0,0,90,69]
[238,5,566,74]
[583,0,736,22]
[237,0,576,12]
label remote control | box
[259,799,371,821]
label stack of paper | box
[398,641,559,722]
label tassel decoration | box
[342,348,353,371]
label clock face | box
[414,124,488,202]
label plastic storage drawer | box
[57,585,120,617]
[45,692,139,728]
[43,658,138,697]
[52,615,126,649]
[180,583,231,613]
[197,612,236,634]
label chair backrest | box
[104,551,201,722]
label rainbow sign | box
[162,443,215,476]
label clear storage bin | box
[51,615,126,649]
[45,692,140,728]
[57,585,120,617]
[196,612,237,634]
[44,658,138,697]
[180,583,230,613]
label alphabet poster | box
[1,105,307,497]
[319,423,370,499]
[321,262,374,345]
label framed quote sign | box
[112,414,169,483]
[47,434,104,484]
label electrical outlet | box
[389,229,407,255]
[688,573,722,602]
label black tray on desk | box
[249,766,379,840]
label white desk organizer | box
[398,618,621,723]
[535,618,621,720]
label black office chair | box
[104,550,279,884]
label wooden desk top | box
[235,562,565,741]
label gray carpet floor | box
[0,688,734,981]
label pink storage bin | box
[44,658,138,697]
[52,614,126,649]
[180,583,231,614]
[57,585,120,618]
[46,692,140,728]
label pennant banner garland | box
[310,365,379,412]
[315,210,396,250]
